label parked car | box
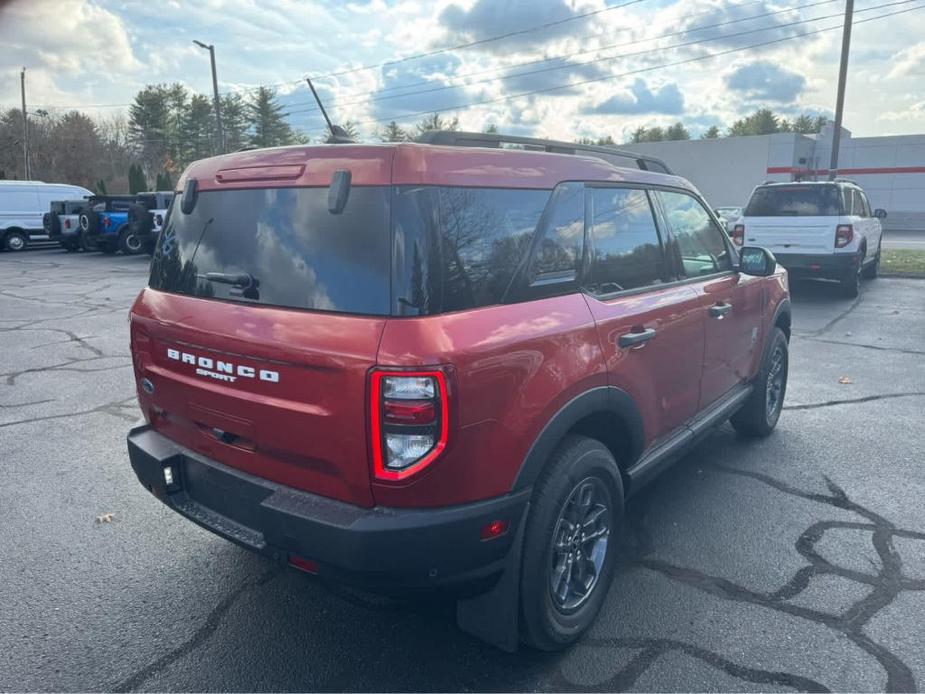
[78,196,142,254]
[714,205,743,233]
[127,136,790,652]
[127,192,175,254]
[46,199,92,251]
[734,180,885,297]
[1,181,92,251]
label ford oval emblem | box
[141,378,155,395]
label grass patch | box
[880,249,925,276]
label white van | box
[734,180,886,297]
[0,181,93,251]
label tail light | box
[835,224,853,248]
[103,216,111,229]
[155,214,163,226]
[64,219,71,229]
[732,224,745,246]
[370,370,448,481]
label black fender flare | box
[771,297,791,339]
[511,386,644,492]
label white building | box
[626,123,925,230]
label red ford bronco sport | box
[127,132,790,651]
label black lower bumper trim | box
[127,423,530,591]
[773,252,861,278]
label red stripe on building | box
[767,165,925,175]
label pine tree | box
[327,120,359,143]
[220,92,250,151]
[414,113,459,139]
[129,85,171,172]
[181,94,216,163]
[665,122,690,141]
[596,135,615,145]
[95,179,108,195]
[248,87,293,148]
[701,125,721,139]
[483,124,498,134]
[380,121,407,142]
[728,108,781,136]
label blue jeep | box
[77,196,143,254]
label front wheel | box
[520,435,623,651]
[730,327,788,437]
[118,228,143,255]
[4,230,27,251]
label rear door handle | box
[708,303,732,319]
[618,328,657,348]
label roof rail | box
[416,130,674,175]
[832,177,859,186]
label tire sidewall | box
[5,231,26,251]
[762,329,789,429]
[521,438,624,649]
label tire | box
[862,249,880,279]
[520,435,624,651]
[730,327,788,438]
[128,203,153,236]
[118,228,143,255]
[79,210,99,234]
[79,230,95,252]
[839,252,863,298]
[4,230,27,252]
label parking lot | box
[1,248,923,692]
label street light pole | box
[20,67,30,180]
[193,41,224,153]
[829,0,853,180]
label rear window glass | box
[149,187,391,315]
[745,185,843,216]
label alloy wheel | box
[548,477,611,613]
[766,345,785,419]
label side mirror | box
[739,246,776,277]
[874,208,887,219]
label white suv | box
[734,180,886,297]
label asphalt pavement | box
[1,249,923,692]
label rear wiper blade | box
[202,272,254,287]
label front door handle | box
[618,328,657,348]
[708,302,732,319]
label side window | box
[436,187,549,311]
[586,187,666,295]
[860,191,872,217]
[657,190,732,278]
[531,183,584,280]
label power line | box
[287,0,919,117]
[294,1,925,136]
[304,0,840,105]
[317,0,648,80]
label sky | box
[1,0,924,142]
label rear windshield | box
[745,185,843,217]
[149,187,391,315]
[150,184,553,317]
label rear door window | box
[657,190,732,278]
[150,187,391,315]
[585,187,667,294]
[745,185,843,216]
[530,183,584,280]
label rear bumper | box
[127,423,529,592]
[773,252,861,278]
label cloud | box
[724,61,805,103]
[585,78,684,115]
[887,42,925,79]
[670,0,816,48]
[439,0,582,53]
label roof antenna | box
[305,77,354,144]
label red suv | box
[127,133,790,651]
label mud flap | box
[455,502,529,652]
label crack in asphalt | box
[798,336,925,356]
[584,468,922,692]
[109,569,280,692]
[784,392,925,410]
[795,294,865,338]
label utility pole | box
[193,40,225,153]
[20,67,30,180]
[829,0,853,180]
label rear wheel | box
[520,435,623,651]
[4,230,27,252]
[118,228,143,255]
[840,253,863,297]
[731,327,788,437]
[862,249,880,279]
